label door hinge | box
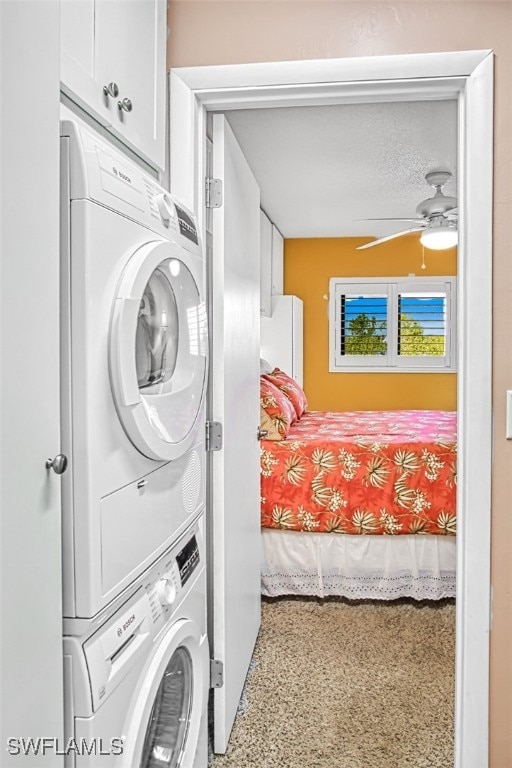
[210,659,224,689]
[205,177,223,208]
[205,421,223,452]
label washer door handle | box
[46,454,68,474]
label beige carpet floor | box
[212,597,455,768]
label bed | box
[259,371,457,600]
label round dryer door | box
[110,240,208,461]
[122,619,208,768]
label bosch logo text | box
[111,166,132,184]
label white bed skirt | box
[261,530,456,601]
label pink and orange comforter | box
[260,410,457,536]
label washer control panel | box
[145,531,201,621]
[155,561,181,607]
[176,534,200,585]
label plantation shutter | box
[396,281,453,368]
[329,277,456,372]
[333,283,393,368]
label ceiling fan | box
[356,170,458,251]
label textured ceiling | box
[226,100,457,239]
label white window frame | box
[329,276,457,373]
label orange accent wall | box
[284,235,457,412]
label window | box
[329,276,456,372]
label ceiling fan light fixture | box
[420,221,458,250]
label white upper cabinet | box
[261,296,303,386]
[61,1,110,124]
[260,213,284,316]
[260,210,273,317]
[271,224,284,295]
[61,0,166,170]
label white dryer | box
[60,120,208,618]
[63,519,208,768]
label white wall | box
[0,2,63,764]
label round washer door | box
[110,240,208,461]
[122,618,207,768]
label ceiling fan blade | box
[443,206,458,221]
[355,217,424,224]
[356,227,424,251]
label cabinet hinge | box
[205,177,223,208]
[210,659,224,689]
[205,421,223,452]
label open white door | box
[1,3,64,764]
[210,114,261,753]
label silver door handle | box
[257,428,269,440]
[45,454,68,475]
[118,98,133,113]
[103,82,119,98]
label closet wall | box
[284,236,457,411]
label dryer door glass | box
[140,646,193,768]
[136,267,179,389]
[137,258,207,447]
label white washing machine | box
[60,120,208,618]
[63,518,208,768]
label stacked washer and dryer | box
[60,120,209,767]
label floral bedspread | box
[260,410,457,536]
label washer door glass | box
[136,257,207,447]
[140,646,193,768]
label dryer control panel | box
[61,119,201,258]
[174,204,199,245]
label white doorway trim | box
[169,49,493,768]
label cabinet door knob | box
[45,454,68,475]
[118,98,133,113]
[103,82,119,98]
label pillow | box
[260,358,273,375]
[260,406,283,441]
[263,368,308,419]
[260,377,297,439]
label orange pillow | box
[260,377,297,439]
[260,406,282,441]
[264,368,308,419]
